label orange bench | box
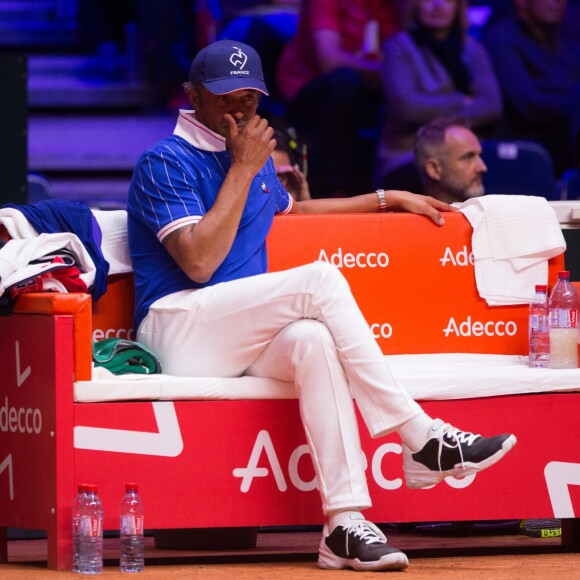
[1,212,579,569]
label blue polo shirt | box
[127,110,292,330]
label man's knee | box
[284,319,336,362]
[313,261,351,295]
[289,261,353,305]
[300,260,348,285]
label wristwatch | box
[376,189,387,213]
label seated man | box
[414,116,488,204]
[126,39,517,572]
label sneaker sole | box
[318,543,409,571]
[405,434,517,489]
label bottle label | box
[80,515,102,537]
[530,314,549,333]
[121,514,144,535]
[550,309,578,328]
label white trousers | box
[138,262,422,514]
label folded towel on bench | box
[93,338,162,375]
[459,195,565,305]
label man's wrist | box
[376,189,387,213]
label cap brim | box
[202,78,269,96]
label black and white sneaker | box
[318,517,409,571]
[403,419,517,489]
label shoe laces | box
[342,520,387,552]
[436,425,480,471]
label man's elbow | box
[181,258,216,284]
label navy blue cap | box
[188,39,269,96]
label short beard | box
[443,177,485,202]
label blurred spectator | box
[414,116,487,203]
[479,0,580,41]
[275,0,400,198]
[376,0,502,194]
[483,0,580,176]
[217,1,302,112]
[272,129,312,200]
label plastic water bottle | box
[76,484,104,574]
[119,483,145,572]
[72,484,89,573]
[548,270,579,369]
[529,284,550,368]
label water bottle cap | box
[86,484,98,493]
[558,270,570,279]
[125,483,139,492]
[77,483,91,493]
[535,285,548,292]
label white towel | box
[91,209,132,275]
[459,195,566,305]
[0,208,39,239]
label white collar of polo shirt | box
[174,109,227,152]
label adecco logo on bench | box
[92,327,136,342]
[1,341,43,437]
[0,397,42,435]
[443,316,518,337]
[317,248,389,269]
[439,246,474,267]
